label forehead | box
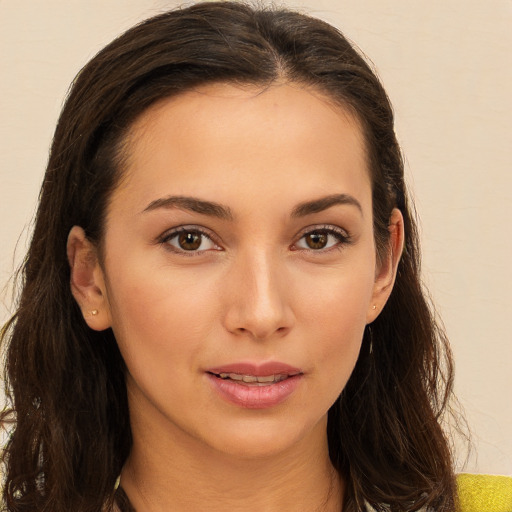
[126,81,366,158]
[112,82,371,214]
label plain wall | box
[1,0,511,475]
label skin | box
[68,82,404,511]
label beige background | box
[1,0,510,475]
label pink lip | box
[206,362,303,409]
[207,362,302,377]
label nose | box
[222,249,295,340]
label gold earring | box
[91,309,99,316]
[372,305,377,310]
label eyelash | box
[292,225,352,253]
[158,226,221,257]
[158,224,352,255]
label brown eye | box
[294,227,349,251]
[304,232,328,249]
[178,231,202,250]
[163,228,218,253]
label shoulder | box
[364,474,512,512]
[457,473,512,512]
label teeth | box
[254,375,276,383]
[217,373,289,384]
[219,373,243,381]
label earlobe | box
[366,208,405,324]
[67,226,111,331]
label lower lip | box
[206,373,302,409]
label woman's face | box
[82,83,397,459]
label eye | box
[161,227,220,253]
[294,227,350,251]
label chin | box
[196,414,328,461]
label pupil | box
[179,231,201,250]
[307,232,327,249]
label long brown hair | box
[1,2,458,511]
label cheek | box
[104,256,220,375]
[312,300,366,375]
[297,264,374,388]
[300,261,374,332]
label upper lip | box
[206,362,302,377]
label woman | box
[1,2,460,511]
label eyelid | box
[292,224,352,251]
[157,225,223,255]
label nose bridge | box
[223,245,293,339]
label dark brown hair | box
[1,2,458,511]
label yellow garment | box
[457,473,512,512]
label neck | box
[120,409,343,512]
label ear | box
[67,226,111,331]
[366,208,405,324]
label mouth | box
[208,372,297,386]
[205,363,303,409]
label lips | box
[206,362,303,409]
[216,373,290,385]
[207,362,302,377]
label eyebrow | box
[142,195,233,220]
[142,192,362,220]
[291,194,363,218]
